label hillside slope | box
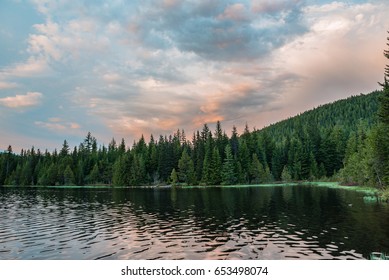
[0,90,382,186]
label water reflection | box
[0,185,388,259]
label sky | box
[0,0,388,152]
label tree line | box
[0,89,384,187]
[340,31,389,189]
[1,33,388,189]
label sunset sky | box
[1,0,388,152]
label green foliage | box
[341,32,389,189]
[340,122,377,187]
[222,145,237,185]
[281,165,292,182]
[178,149,196,185]
[0,89,384,189]
[380,188,389,202]
[170,168,178,186]
[112,155,127,186]
[373,86,389,187]
[88,163,100,184]
[63,165,75,185]
[250,153,265,184]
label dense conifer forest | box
[0,89,385,188]
[1,33,388,191]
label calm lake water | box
[1,185,388,260]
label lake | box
[0,184,388,260]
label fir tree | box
[178,149,196,185]
[210,147,222,185]
[63,165,75,185]
[222,144,236,185]
[170,168,178,186]
[250,153,265,184]
[88,163,100,184]
[112,155,127,186]
[60,140,70,157]
[281,165,292,182]
[373,31,389,187]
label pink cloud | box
[218,3,250,21]
[0,92,43,108]
[35,119,81,132]
[0,81,18,90]
[5,57,50,77]
[251,0,299,14]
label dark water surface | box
[1,185,388,260]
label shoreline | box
[0,181,379,193]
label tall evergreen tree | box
[281,165,292,182]
[88,163,100,184]
[60,140,70,157]
[373,31,389,187]
[210,147,222,185]
[178,149,196,185]
[222,144,236,185]
[112,155,127,186]
[250,153,265,184]
[170,168,178,186]
[63,165,75,185]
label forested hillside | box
[0,90,382,187]
[258,91,380,182]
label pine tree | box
[201,133,214,185]
[46,163,59,186]
[281,165,292,182]
[214,120,226,160]
[250,153,265,184]
[119,138,126,155]
[63,165,75,185]
[170,168,178,186]
[264,165,274,183]
[230,126,239,157]
[112,155,127,186]
[5,145,13,180]
[373,31,389,187]
[201,150,212,185]
[210,147,222,185]
[239,139,250,183]
[178,149,196,185]
[88,163,100,184]
[222,144,236,185]
[60,140,70,157]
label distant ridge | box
[258,90,380,138]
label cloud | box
[102,72,122,83]
[0,81,18,90]
[0,92,43,108]
[218,3,251,22]
[252,0,301,14]
[1,0,388,150]
[2,57,50,77]
[156,1,306,61]
[259,1,389,125]
[28,18,109,63]
[35,118,81,132]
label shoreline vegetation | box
[0,88,388,202]
[2,181,387,202]
[0,89,388,202]
[1,32,389,201]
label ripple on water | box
[1,186,383,260]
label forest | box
[0,88,387,190]
[1,34,388,191]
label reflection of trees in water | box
[1,185,388,259]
